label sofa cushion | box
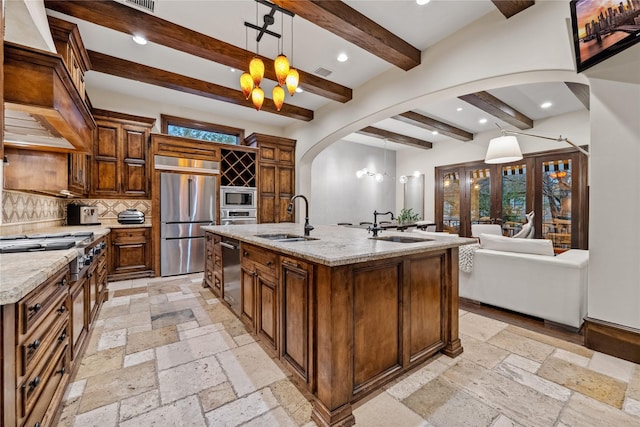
[479,233,554,256]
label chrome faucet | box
[368,210,394,237]
[288,195,314,237]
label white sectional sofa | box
[458,234,589,329]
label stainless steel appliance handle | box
[220,242,237,250]
[187,178,192,217]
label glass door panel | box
[501,164,527,236]
[469,168,491,224]
[541,159,572,249]
[442,171,460,234]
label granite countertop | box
[0,225,112,305]
[202,223,475,267]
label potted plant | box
[397,208,420,225]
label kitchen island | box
[202,223,474,427]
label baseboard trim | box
[584,317,640,364]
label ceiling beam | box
[491,1,535,18]
[458,91,533,130]
[392,111,473,142]
[44,0,352,103]
[272,0,421,71]
[356,127,432,150]
[88,51,314,121]
[565,82,590,111]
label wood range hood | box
[3,41,95,153]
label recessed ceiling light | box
[337,53,349,62]
[479,118,488,124]
[432,131,439,135]
[230,68,236,73]
[295,87,304,93]
[540,101,553,109]
[132,35,148,45]
[456,107,463,112]
[416,0,431,4]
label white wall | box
[311,140,396,225]
[396,110,591,220]
[588,77,640,330]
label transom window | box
[161,114,244,145]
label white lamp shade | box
[485,135,523,164]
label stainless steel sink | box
[370,236,434,243]
[254,233,318,242]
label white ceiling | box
[39,0,587,151]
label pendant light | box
[249,57,265,87]
[240,72,254,99]
[272,84,285,111]
[251,86,264,111]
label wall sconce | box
[399,170,422,184]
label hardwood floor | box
[459,297,584,346]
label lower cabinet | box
[70,276,88,361]
[204,232,223,297]
[109,227,154,281]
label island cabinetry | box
[204,233,223,296]
[240,243,279,352]
[244,133,296,224]
[69,275,88,360]
[108,228,154,281]
[91,110,155,198]
[2,265,71,427]
[280,256,314,387]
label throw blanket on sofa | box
[459,243,480,273]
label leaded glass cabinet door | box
[501,163,527,236]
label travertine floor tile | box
[558,393,640,426]
[119,395,206,427]
[178,322,226,340]
[155,330,237,370]
[537,357,627,408]
[460,333,509,369]
[97,327,127,351]
[403,377,497,426]
[125,325,178,354]
[243,406,298,427]
[442,359,564,426]
[113,286,147,298]
[491,414,523,427]
[79,360,157,413]
[63,378,87,403]
[386,359,450,400]
[150,307,196,329]
[628,366,640,401]
[217,342,287,397]
[123,348,155,367]
[493,360,571,402]
[501,354,541,373]
[103,311,150,331]
[459,312,508,342]
[107,280,133,291]
[205,388,279,426]
[74,347,124,380]
[551,348,590,367]
[623,397,640,418]
[505,325,593,358]
[270,379,313,425]
[158,355,227,404]
[73,402,119,427]
[588,351,636,382]
[488,330,555,363]
[233,332,256,346]
[119,389,160,421]
[199,381,237,412]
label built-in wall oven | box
[220,186,257,225]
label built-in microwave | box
[220,186,257,209]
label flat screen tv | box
[570,0,640,72]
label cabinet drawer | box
[112,229,147,244]
[19,266,70,335]
[19,320,69,418]
[241,244,277,275]
[19,294,68,377]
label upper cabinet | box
[244,133,296,224]
[91,109,155,199]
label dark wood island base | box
[203,225,468,427]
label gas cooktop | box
[0,231,94,254]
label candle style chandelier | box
[240,0,299,112]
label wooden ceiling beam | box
[272,0,421,71]
[44,0,352,103]
[491,1,535,19]
[356,127,432,150]
[458,91,533,130]
[393,111,473,141]
[88,51,314,121]
[565,82,590,111]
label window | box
[502,163,527,236]
[161,115,244,145]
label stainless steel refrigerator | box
[160,172,216,276]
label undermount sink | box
[254,233,319,242]
[370,236,434,243]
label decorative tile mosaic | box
[1,190,66,224]
[70,198,152,219]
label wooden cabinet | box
[47,16,90,102]
[109,228,154,281]
[2,265,71,427]
[68,152,89,196]
[91,110,155,198]
[221,146,257,187]
[244,133,296,223]
[69,276,87,361]
[280,256,313,385]
[204,233,223,297]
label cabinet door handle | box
[252,271,258,277]
[266,261,273,267]
[59,277,67,287]
[243,251,249,257]
[28,339,41,350]
[57,367,66,376]
[57,305,66,315]
[28,376,41,390]
[282,260,299,268]
[58,331,67,343]
[29,303,42,313]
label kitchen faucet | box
[287,194,314,237]
[368,210,394,237]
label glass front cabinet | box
[435,147,588,250]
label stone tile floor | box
[57,274,640,426]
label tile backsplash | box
[1,190,152,233]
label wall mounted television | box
[570,0,640,72]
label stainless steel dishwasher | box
[220,237,241,316]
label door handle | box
[220,242,237,250]
[188,178,192,217]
